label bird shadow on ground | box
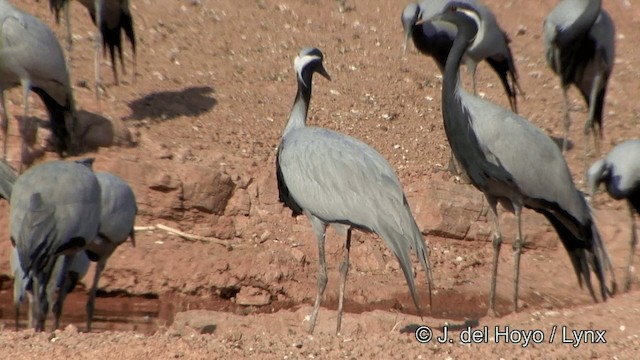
[75,110,136,152]
[125,86,217,122]
[16,110,135,165]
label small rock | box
[235,286,271,306]
[290,247,306,264]
[260,230,272,243]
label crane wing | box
[278,127,406,231]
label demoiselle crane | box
[3,160,136,331]
[417,3,612,315]
[0,0,78,161]
[276,48,433,334]
[10,159,101,331]
[402,0,521,112]
[543,0,615,156]
[588,139,640,291]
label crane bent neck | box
[556,0,601,46]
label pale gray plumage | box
[401,0,521,112]
[5,163,136,331]
[543,0,615,156]
[588,139,640,291]
[10,247,89,330]
[49,0,137,86]
[276,48,433,334]
[421,4,612,315]
[81,171,137,332]
[10,159,101,331]
[0,0,78,161]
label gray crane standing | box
[276,48,433,334]
[0,0,79,162]
[588,139,640,292]
[49,0,137,102]
[8,159,101,331]
[2,160,137,331]
[543,0,615,157]
[401,0,521,112]
[417,4,612,315]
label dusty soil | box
[0,0,639,358]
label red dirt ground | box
[0,0,639,358]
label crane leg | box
[52,256,72,330]
[27,291,35,329]
[32,271,53,332]
[307,216,328,334]
[512,206,523,313]
[487,197,502,317]
[336,228,352,335]
[465,59,479,95]
[14,300,20,330]
[94,0,103,109]
[585,73,604,156]
[64,1,73,52]
[20,79,32,169]
[86,259,107,332]
[447,151,470,184]
[624,203,637,292]
[1,90,9,161]
[561,87,571,155]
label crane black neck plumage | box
[436,6,515,191]
[282,48,330,137]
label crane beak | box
[402,28,412,55]
[415,13,442,27]
[317,64,331,81]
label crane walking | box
[543,0,615,157]
[0,0,79,162]
[276,48,433,334]
[588,139,640,291]
[402,0,521,112]
[417,3,612,315]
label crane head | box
[401,3,421,55]
[294,48,331,88]
[415,1,479,46]
[586,158,608,198]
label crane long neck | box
[282,75,313,137]
[442,21,472,132]
[440,17,495,187]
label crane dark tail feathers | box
[485,57,520,113]
[582,86,606,140]
[97,11,137,78]
[538,208,609,302]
